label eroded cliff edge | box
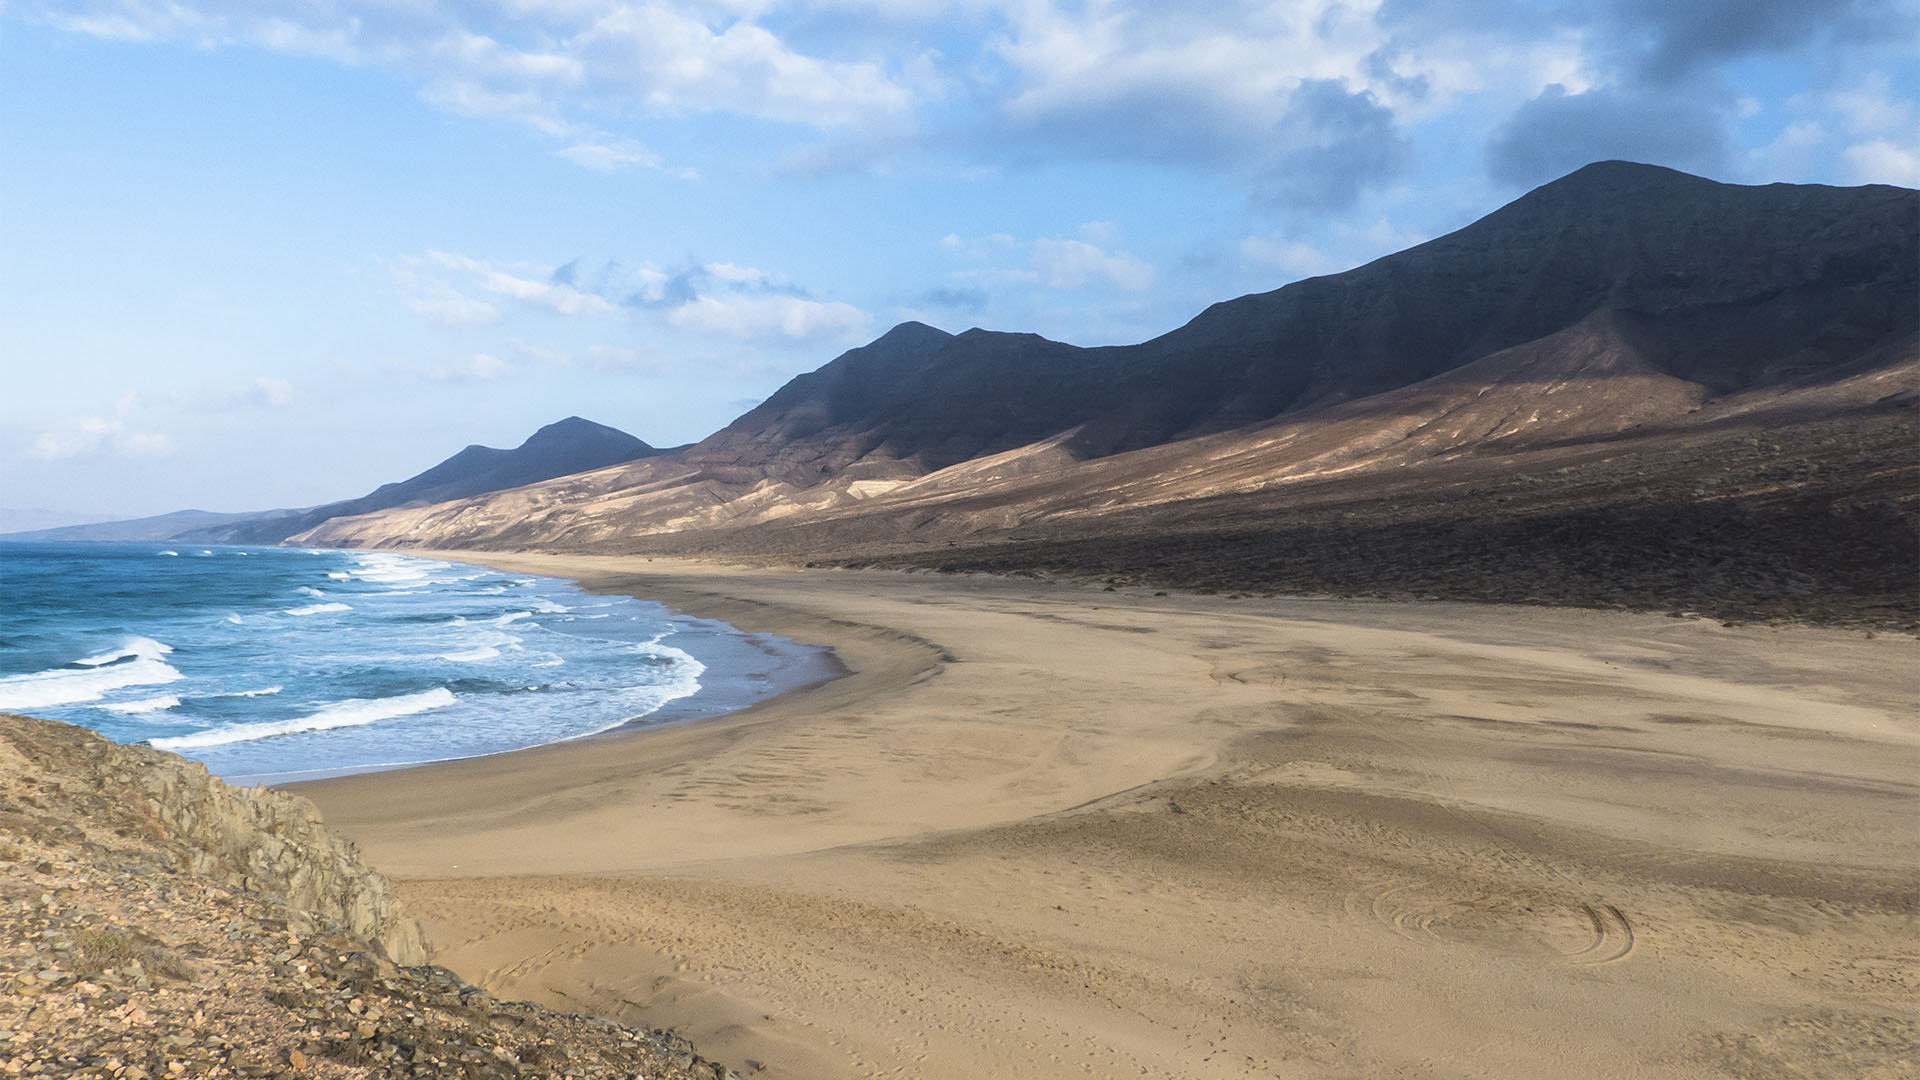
[0,714,739,1079]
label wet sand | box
[300,554,1919,1079]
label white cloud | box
[704,262,769,285]
[1820,74,1920,187]
[36,0,917,138]
[408,286,503,329]
[423,251,615,317]
[1828,74,1918,138]
[944,227,1154,293]
[398,249,874,348]
[27,0,1913,214]
[1748,120,1828,180]
[28,417,175,460]
[665,293,870,343]
[477,270,615,316]
[1843,138,1920,187]
[554,137,663,172]
[1240,234,1338,277]
[571,6,913,127]
[1241,217,1429,280]
[1030,237,1153,291]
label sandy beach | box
[300,555,1919,1079]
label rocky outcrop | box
[0,714,740,1079]
[0,712,424,967]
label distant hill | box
[180,417,663,545]
[0,509,307,545]
[296,163,1918,625]
[2,418,661,546]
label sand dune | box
[302,555,1919,1079]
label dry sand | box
[300,555,1919,1079]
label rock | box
[0,714,729,1080]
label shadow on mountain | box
[285,163,1919,626]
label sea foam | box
[284,602,352,616]
[0,638,184,711]
[348,552,447,587]
[152,687,457,750]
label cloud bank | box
[25,0,1914,201]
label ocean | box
[0,542,834,783]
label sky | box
[2,0,1916,525]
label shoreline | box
[298,551,1920,1080]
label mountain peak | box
[519,416,651,453]
[875,321,952,345]
[1511,160,1720,207]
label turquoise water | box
[0,542,829,782]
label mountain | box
[2,418,660,546]
[671,162,1911,483]
[180,417,662,545]
[0,509,305,545]
[288,163,1919,624]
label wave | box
[99,694,181,715]
[229,685,283,698]
[494,611,533,625]
[297,586,325,597]
[226,614,243,625]
[632,640,705,706]
[77,637,173,666]
[438,629,520,662]
[347,552,449,588]
[557,644,706,742]
[438,646,499,662]
[284,602,352,616]
[158,550,178,557]
[195,685,283,701]
[151,687,456,750]
[0,637,184,710]
[326,572,350,580]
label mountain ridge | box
[2,417,662,546]
[292,162,1918,625]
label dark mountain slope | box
[354,417,657,511]
[690,162,1915,473]
[177,417,661,544]
[295,163,1917,623]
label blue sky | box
[3,0,1915,524]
